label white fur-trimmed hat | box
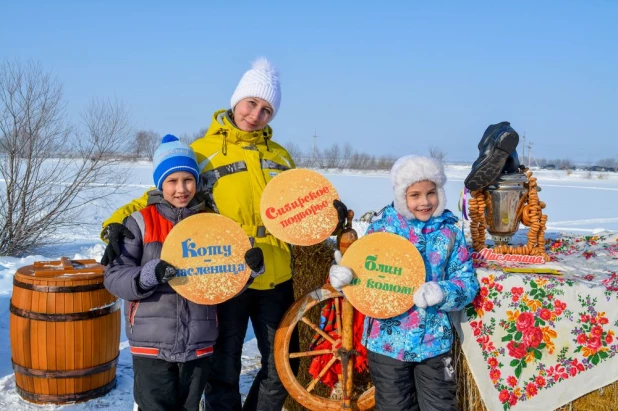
[390,155,447,220]
[230,57,281,120]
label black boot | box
[503,151,521,174]
[464,122,519,191]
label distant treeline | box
[6,126,614,172]
[533,157,617,172]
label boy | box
[104,134,263,411]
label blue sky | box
[2,1,616,163]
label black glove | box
[244,248,265,276]
[333,199,348,233]
[154,260,177,284]
[101,223,135,266]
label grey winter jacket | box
[104,192,218,362]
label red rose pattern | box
[522,327,543,348]
[506,341,527,359]
[516,312,535,331]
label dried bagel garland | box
[468,169,550,261]
[468,191,488,252]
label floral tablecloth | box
[452,232,618,411]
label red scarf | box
[308,297,368,388]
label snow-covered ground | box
[0,163,617,409]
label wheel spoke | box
[300,316,336,345]
[334,297,342,336]
[306,355,338,392]
[289,349,335,359]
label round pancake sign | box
[161,213,252,305]
[260,168,340,246]
[340,232,426,319]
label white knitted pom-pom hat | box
[230,57,281,120]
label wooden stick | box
[342,299,355,408]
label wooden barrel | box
[9,257,120,404]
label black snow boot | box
[464,121,519,191]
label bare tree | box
[130,129,159,160]
[340,143,354,169]
[311,147,324,168]
[375,155,396,170]
[177,133,192,146]
[535,157,548,167]
[0,60,133,255]
[192,127,208,143]
[322,143,341,169]
[429,146,447,162]
[176,130,206,147]
[557,158,573,170]
[348,152,375,170]
[283,142,306,166]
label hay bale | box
[555,383,618,411]
[292,240,336,300]
[453,339,488,411]
[284,241,337,411]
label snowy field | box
[0,162,617,409]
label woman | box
[101,58,346,411]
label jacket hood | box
[390,155,447,220]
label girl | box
[330,155,479,411]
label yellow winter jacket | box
[102,109,296,290]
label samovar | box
[483,172,528,247]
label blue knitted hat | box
[152,134,200,190]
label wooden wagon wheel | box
[274,284,375,410]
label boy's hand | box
[101,223,135,266]
[140,259,177,289]
[155,260,177,284]
[329,250,353,292]
[245,248,265,278]
[413,282,444,308]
